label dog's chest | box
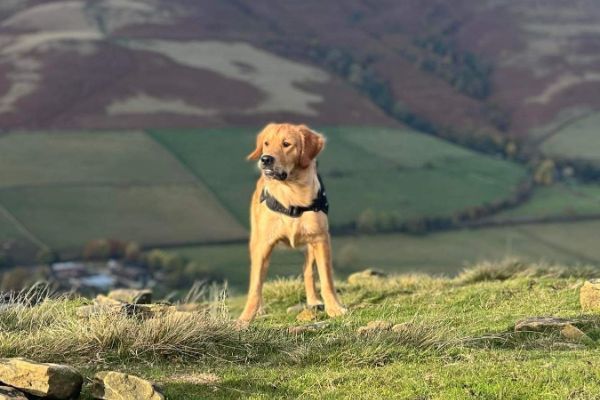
[277,214,327,248]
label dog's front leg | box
[303,245,323,307]
[239,240,275,324]
[312,238,347,317]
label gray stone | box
[514,317,574,332]
[0,358,82,399]
[91,371,164,400]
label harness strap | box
[260,174,329,218]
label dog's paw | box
[234,319,251,331]
[326,305,348,318]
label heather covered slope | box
[2,0,600,145]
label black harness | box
[260,174,329,218]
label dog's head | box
[247,123,325,181]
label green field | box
[5,126,600,270]
[166,219,600,292]
[150,127,527,229]
[0,185,246,251]
[0,131,247,253]
[541,112,600,162]
[494,183,600,220]
[0,131,196,187]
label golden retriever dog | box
[238,123,347,324]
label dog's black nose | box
[260,155,274,166]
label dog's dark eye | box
[282,141,291,148]
[264,141,269,146]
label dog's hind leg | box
[239,239,275,324]
[303,245,323,307]
[312,238,347,317]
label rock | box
[95,294,125,306]
[560,324,593,343]
[288,321,328,335]
[91,371,164,400]
[107,289,152,304]
[0,358,82,399]
[515,317,594,343]
[0,386,27,400]
[514,317,575,332]
[580,280,600,311]
[296,308,318,322]
[347,269,387,285]
[357,320,393,335]
[286,303,325,314]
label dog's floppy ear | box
[247,127,267,160]
[299,126,325,168]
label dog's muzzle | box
[260,155,288,180]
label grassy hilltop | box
[4,260,600,399]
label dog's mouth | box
[263,168,288,181]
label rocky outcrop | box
[0,358,83,399]
[91,371,164,400]
[78,291,201,320]
[514,317,592,342]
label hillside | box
[3,261,600,398]
[0,126,529,264]
[2,0,600,147]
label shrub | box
[82,239,111,260]
[146,249,169,271]
[124,242,141,263]
[0,266,50,291]
[357,209,377,233]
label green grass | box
[167,220,600,293]
[0,207,30,242]
[541,112,600,162]
[5,262,600,399]
[0,131,248,253]
[495,183,600,219]
[0,131,196,187]
[150,127,527,229]
[0,185,246,251]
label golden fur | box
[238,123,347,324]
